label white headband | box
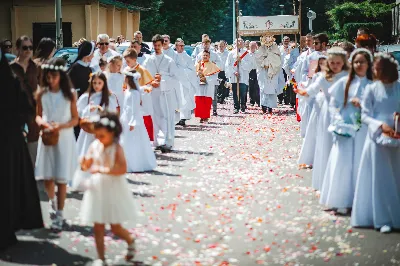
[327,48,347,56]
[41,64,68,72]
[89,41,95,56]
[107,54,122,63]
[349,48,373,63]
[122,70,141,80]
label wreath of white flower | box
[41,64,68,72]
[122,70,141,80]
[90,115,116,128]
[327,48,348,56]
[349,48,373,63]
[374,52,400,69]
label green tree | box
[326,0,393,42]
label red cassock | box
[143,115,154,141]
[194,96,212,119]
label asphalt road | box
[1,101,400,266]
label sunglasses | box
[99,42,109,46]
[313,42,320,45]
[22,45,33,51]
[163,40,169,43]
[3,45,12,49]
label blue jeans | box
[232,83,248,111]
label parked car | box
[377,44,400,75]
[5,53,16,63]
[184,45,194,56]
[53,47,78,67]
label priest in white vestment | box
[143,34,180,153]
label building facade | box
[0,0,140,49]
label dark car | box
[53,47,79,67]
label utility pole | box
[298,0,302,36]
[232,0,236,44]
[235,0,240,97]
[55,0,63,48]
[279,4,284,42]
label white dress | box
[80,140,137,224]
[351,81,400,229]
[120,89,157,172]
[76,92,118,158]
[319,76,371,208]
[306,71,348,190]
[105,72,125,109]
[35,90,78,184]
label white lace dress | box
[35,90,78,183]
[80,140,137,224]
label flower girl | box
[104,55,125,110]
[76,72,118,158]
[352,53,400,233]
[35,58,78,230]
[120,70,157,172]
[80,112,136,264]
[320,48,373,214]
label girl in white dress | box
[104,55,125,110]
[120,70,157,172]
[297,56,327,168]
[294,47,349,190]
[35,58,79,230]
[80,112,136,264]
[76,72,118,158]
[320,49,373,213]
[351,54,400,233]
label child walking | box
[320,48,373,214]
[104,55,125,110]
[35,57,79,230]
[120,70,157,172]
[77,72,118,158]
[80,112,136,264]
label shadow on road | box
[0,240,91,265]
[156,154,186,162]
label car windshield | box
[53,49,78,67]
[391,51,400,66]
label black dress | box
[68,62,92,97]
[0,75,43,250]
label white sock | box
[56,210,63,218]
[49,198,57,211]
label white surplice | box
[143,53,179,148]
[173,51,198,120]
[320,76,371,208]
[90,49,120,72]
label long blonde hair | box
[325,47,349,82]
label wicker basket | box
[79,118,95,134]
[41,128,59,146]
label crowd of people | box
[1,26,399,265]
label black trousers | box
[277,69,289,105]
[217,71,228,103]
[232,83,248,111]
[248,69,260,106]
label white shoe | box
[50,214,64,231]
[125,238,136,261]
[380,225,392,234]
[92,259,107,266]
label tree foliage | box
[326,1,393,42]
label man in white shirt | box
[130,40,148,65]
[216,40,230,104]
[162,35,175,58]
[225,38,252,114]
[191,34,214,60]
[173,38,198,126]
[278,36,291,105]
[248,41,260,106]
[90,34,119,72]
[143,34,180,153]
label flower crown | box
[350,48,373,63]
[122,70,141,80]
[327,48,347,56]
[374,52,400,68]
[41,64,68,72]
[90,115,116,128]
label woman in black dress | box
[0,47,43,250]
